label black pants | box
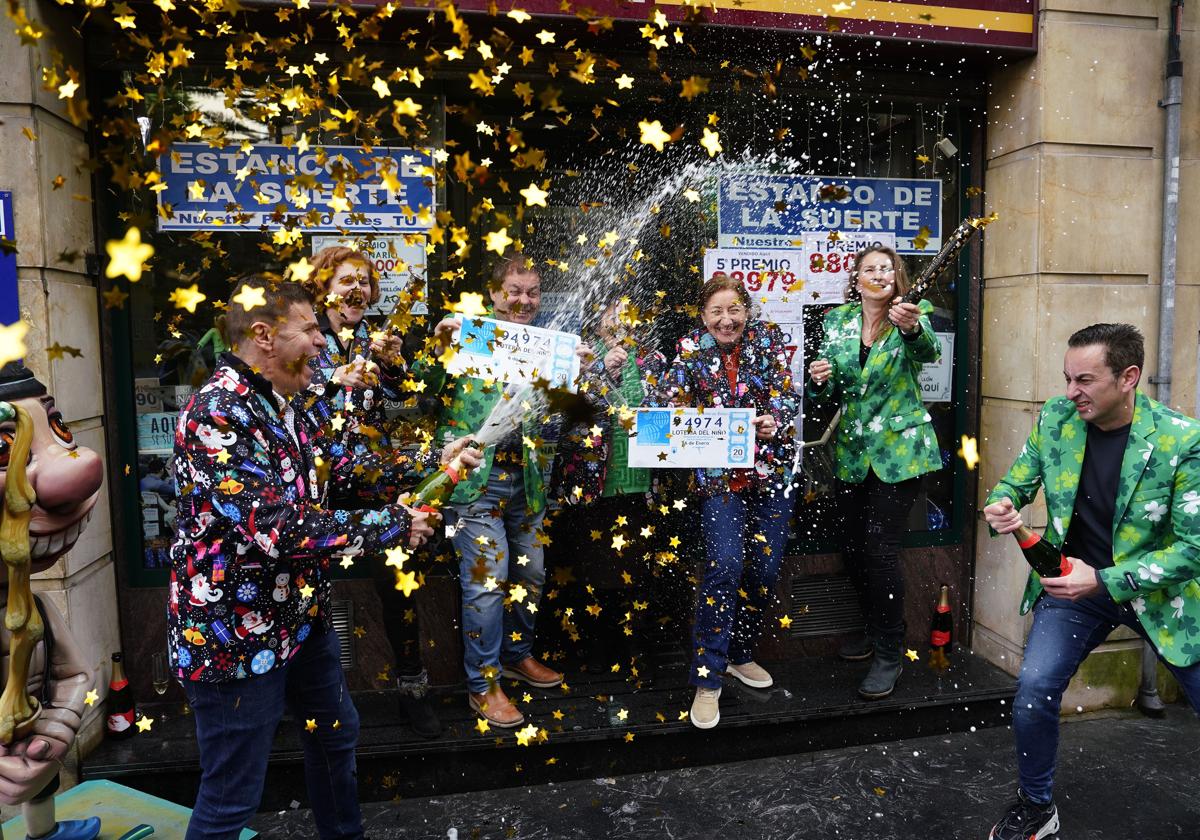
[371,553,424,677]
[834,471,920,642]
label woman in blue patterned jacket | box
[652,273,799,729]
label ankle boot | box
[397,670,443,739]
[858,639,902,700]
[838,632,874,661]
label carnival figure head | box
[0,362,104,572]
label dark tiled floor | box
[250,706,1200,839]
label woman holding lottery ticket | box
[806,246,941,701]
[651,273,799,730]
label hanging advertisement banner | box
[802,231,898,305]
[157,143,435,233]
[0,191,17,327]
[717,174,941,254]
[701,247,805,324]
[311,234,429,316]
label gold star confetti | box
[395,570,420,596]
[231,284,266,311]
[0,321,29,368]
[169,283,206,313]
[136,716,155,732]
[305,718,318,732]
[84,689,100,707]
[104,227,154,282]
[778,615,793,629]
[905,649,919,662]
[485,227,514,255]
[475,717,491,734]
[958,435,980,470]
[638,120,673,152]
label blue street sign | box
[0,191,17,325]
[717,174,942,254]
[157,143,435,233]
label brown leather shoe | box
[501,656,563,689]
[468,687,524,728]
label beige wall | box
[977,0,1198,707]
[0,0,119,780]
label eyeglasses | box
[705,306,746,319]
[857,266,895,277]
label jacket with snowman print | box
[650,320,799,497]
[167,353,414,683]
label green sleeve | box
[900,300,940,365]
[984,409,1046,535]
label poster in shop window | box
[701,248,805,324]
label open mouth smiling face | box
[0,387,105,572]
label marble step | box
[82,650,1014,810]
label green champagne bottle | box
[1013,524,1073,578]
[407,439,482,511]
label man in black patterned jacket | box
[166,279,477,840]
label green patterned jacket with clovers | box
[987,392,1200,667]
[806,299,943,484]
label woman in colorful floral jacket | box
[806,245,942,701]
[651,273,799,730]
[300,246,448,739]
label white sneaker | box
[690,686,721,729]
[727,660,773,689]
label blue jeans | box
[182,626,362,840]
[692,489,793,689]
[447,468,547,694]
[1014,591,1200,804]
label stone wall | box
[976,0,1198,709]
[0,0,120,776]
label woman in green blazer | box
[806,246,942,699]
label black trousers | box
[371,552,425,677]
[834,471,921,642]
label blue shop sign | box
[0,191,16,326]
[157,143,435,233]
[717,174,941,254]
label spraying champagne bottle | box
[406,438,483,512]
[1013,524,1073,578]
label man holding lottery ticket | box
[413,254,593,729]
[649,273,799,730]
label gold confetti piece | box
[136,716,155,732]
[519,182,549,207]
[231,284,266,311]
[104,227,154,282]
[959,435,980,470]
[779,615,793,629]
[0,321,30,368]
[905,649,919,662]
[84,689,99,707]
[638,120,673,152]
[475,717,490,734]
[169,284,206,313]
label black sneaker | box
[988,789,1060,840]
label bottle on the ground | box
[929,584,953,670]
[105,651,136,740]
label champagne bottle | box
[105,652,136,740]
[407,439,482,511]
[930,584,953,655]
[1013,524,1073,578]
[928,584,953,670]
